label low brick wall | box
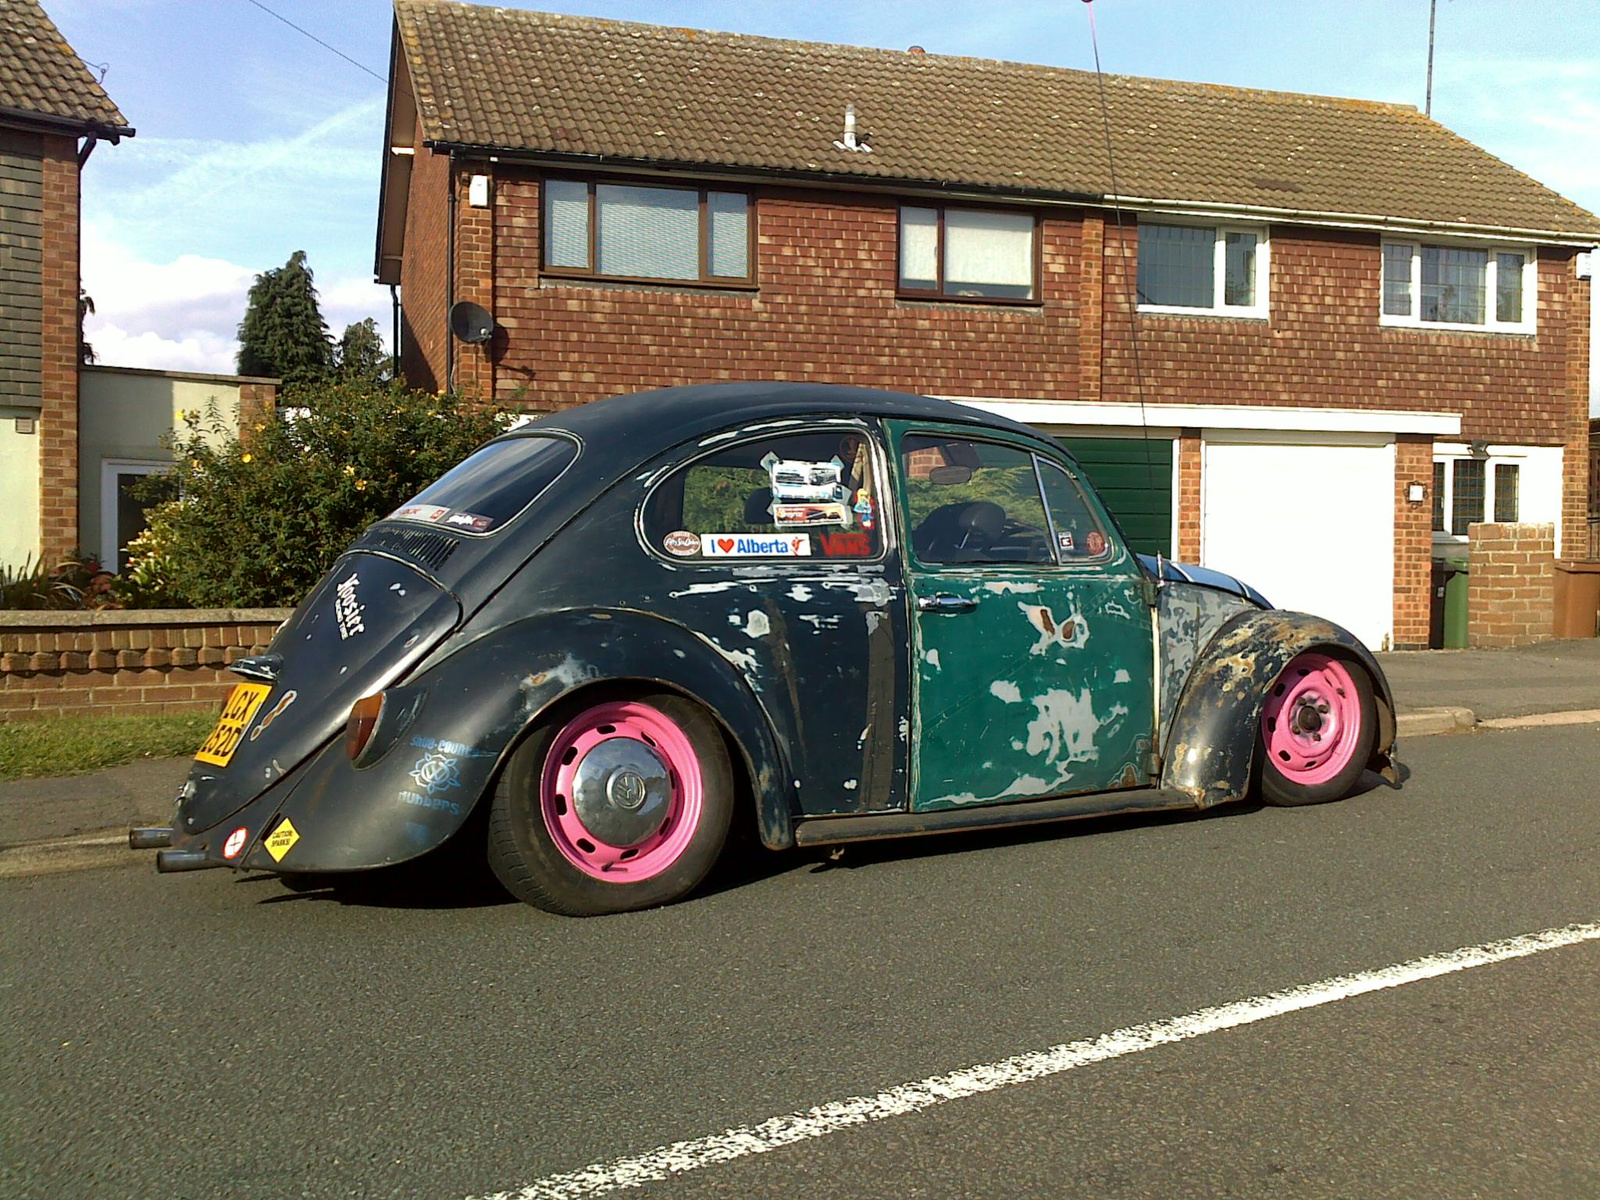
[1467,522,1555,648]
[0,609,293,720]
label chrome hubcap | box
[570,738,672,846]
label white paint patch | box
[997,774,1049,797]
[788,584,814,602]
[923,649,940,669]
[857,726,871,747]
[989,680,1022,704]
[1019,603,1089,655]
[843,779,858,791]
[471,922,1600,1200]
[982,580,1040,595]
[865,611,885,635]
[1025,688,1101,774]
[1113,669,1131,684]
[670,581,741,598]
[709,641,759,675]
[741,610,771,639]
[799,613,840,631]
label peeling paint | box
[843,779,858,790]
[788,584,814,602]
[864,610,886,635]
[990,680,1023,703]
[799,613,841,631]
[1114,668,1132,684]
[1019,603,1090,655]
[739,610,771,639]
[982,581,1041,595]
[669,580,743,598]
[1025,688,1102,776]
[923,648,941,669]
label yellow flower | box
[344,465,355,476]
[355,480,367,491]
[254,422,266,432]
[189,459,200,469]
[241,453,253,463]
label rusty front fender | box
[1160,610,1398,808]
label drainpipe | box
[445,151,456,393]
[389,283,400,381]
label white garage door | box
[1202,437,1395,650]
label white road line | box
[471,921,1600,1200]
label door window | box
[1038,461,1113,561]
[642,428,884,561]
[900,434,1051,565]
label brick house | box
[0,0,132,573]
[374,2,1599,650]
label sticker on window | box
[763,453,849,504]
[392,503,449,523]
[853,489,876,531]
[701,533,812,558]
[772,502,854,529]
[818,531,874,557]
[663,530,700,557]
[442,510,495,532]
[1058,532,1074,552]
[1086,531,1107,556]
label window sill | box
[539,271,758,296]
[895,292,1043,309]
[1135,305,1268,322]
[1380,316,1535,337]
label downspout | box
[389,283,400,380]
[445,150,456,393]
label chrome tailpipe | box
[128,827,173,850]
[155,849,222,872]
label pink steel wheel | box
[540,700,704,882]
[1260,653,1363,787]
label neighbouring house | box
[0,0,133,573]
[374,2,1599,650]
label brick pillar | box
[1077,211,1103,406]
[37,135,79,563]
[1466,522,1555,647]
[1392,435,1434,649]
[1176,428,1202,562]
[1561,258,1591,559]
[453,167,496,404]
[237,381,278,433]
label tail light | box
[347,692,385,761]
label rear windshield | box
[390,435,577,533]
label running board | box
[792,787,1199,847]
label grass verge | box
[0,711,215,781]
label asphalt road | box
[4,724,1598,1200]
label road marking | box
[472,921,1600,1200]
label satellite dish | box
[449,300,496,344]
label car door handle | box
[917,593,978,614]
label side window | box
[642,430,883,561]
[900,435,1051,565]
[1038,460,1112,561]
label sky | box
[48,0,1600,409]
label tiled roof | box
[394,0,1600,240]
[0,0,130,133]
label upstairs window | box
[899,205,1037,302]
[1381,241,1533,333]
[543,179,753,286]
[1136,222,1268,318]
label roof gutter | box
[0,105,134,143]
[422,139,1600,248]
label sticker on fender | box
[195,683,273,767]
[263,818,300,862]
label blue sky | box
[50,0,1600,399]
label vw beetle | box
[132,383,1398,915]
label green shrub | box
[1,554,118,610]
[126,380,507,608]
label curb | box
[1395,706,1477,738]
[1479,708,1600,731]
[0,830,141,880]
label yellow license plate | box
[195,683,273,767]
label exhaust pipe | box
[129,827,173,849]
[156,849,223,872]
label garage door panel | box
[1058,436,1173,557]
[1202,439,1393,650]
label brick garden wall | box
[0,610,291,720]
[1466,522,1555,648]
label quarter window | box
[1381,241,1533,332]
[542,179,753,285]
[643,430,883,561]
[899,435,1052,565]
[1137,222,1268,317]
[899,205,1037,301]
[1038,461,1114,561]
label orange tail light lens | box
[346,692,385,761]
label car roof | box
[506,382,1051,464]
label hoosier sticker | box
[701,533,812,558]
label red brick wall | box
[486,173,1084,410]
[1100,223,1578,446]
[1393,436,1435,648]
[0,611,290,720]
[1561,270,1592,558]
[1175,429,1202,561]
[399,119,450,394]
[38,134,80,562]
[1589,415,1600,518]
[454,169,495,402]
[1466,522,1555,647]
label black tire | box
[1259,654,1377,807]
[487,690,735,915]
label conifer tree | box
[335,317,390,383]
[236,250,333,385]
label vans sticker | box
[818,531,873,557]
[701,534,812,558]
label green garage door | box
[1057,436,1172,557]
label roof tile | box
[0,0,129,132]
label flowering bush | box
[0,555,119,610]
[127,380,507,608]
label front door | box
[888,422,1157,812]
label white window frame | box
[1381,239,1536,334]
[100,459,171,573]
[1431,448,1525,543]
[1136,221,1270,320]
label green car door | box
[887,422,1157,811]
